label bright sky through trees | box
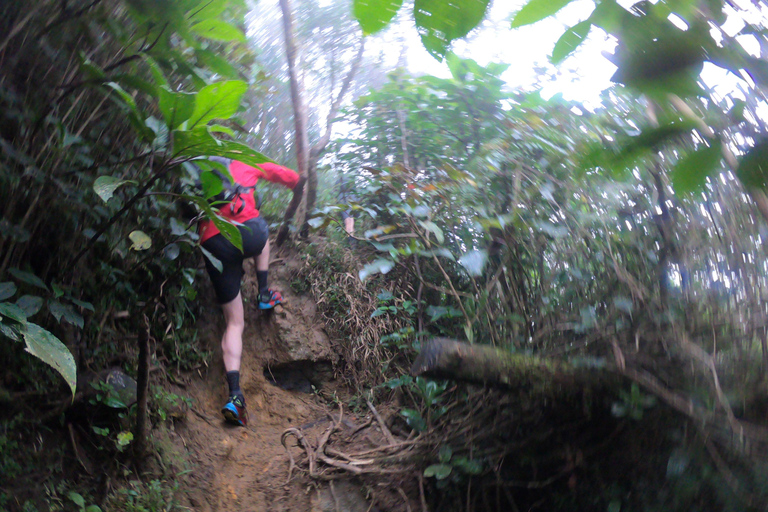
[399,0,618,104]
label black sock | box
[257,270,269,298]
[226,371,242,399]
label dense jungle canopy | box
[2,0,768,510]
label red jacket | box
[199,160,300,243]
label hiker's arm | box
[257,162,300,190]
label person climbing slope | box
[198,158,304,427]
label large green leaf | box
[196,49,242,79]
[736,139,768,190]
[353,0,403,35]
[23,323,77,396]
[48,300,84,328]
[0,282,17,301]
[191,20,246,43]
[670,142,722,194]
[159,87,196,130]
[8,268,48,291]
[173,127,272,169]
[511,0,575,28]
[550,20,591,64]
[413,0,491,59]
[93,176,130,203]
[0,302,27,324]
[187,81,248,129]
[16,295,44,317]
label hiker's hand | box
[293,176,306,194]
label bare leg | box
[256,239,270,271]
[344,217,354,236]
[220,292,245,372]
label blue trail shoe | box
[221,395,248,426]
[258,289,283,310]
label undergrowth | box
[289,238,414,390]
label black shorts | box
[202,216,269,304]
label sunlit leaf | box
[511,0,574,28]
[159,87,196,130]
[129,230,152,251]
[353,0,403,35]
[187,81,248,129]
[195,49,241,80]
[551,20,591,64]
[414,0,491,59]
[359,258,395,281]
[458,249,488,276]
[419,220,444,244]
[173,127,272,169]
[93,176,130,203]
[209,124,236,136]
[105,82,138,113]
[190,19,246,43]
[418,248,455,260]
[23,323,77,396]
[670,142,721,194]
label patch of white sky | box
[366,0,766,109]
[249,0,766,104]
[249,0,766,147]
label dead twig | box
[367,400,397,446]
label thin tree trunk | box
[133,320,150,468]
[276,0,309,246]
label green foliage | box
[0,276,77,396]
[511,0,575,28]
[353,0,403,35]
[351,0,491,59]
[413,0,492,59]
[104,479,181,512]
[67,491,102,512]
[611,384,657,420]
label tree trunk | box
[276,0,309,246]
[411,338,605,396]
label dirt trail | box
[163,254,353,512]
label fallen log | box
[411,337,609,396]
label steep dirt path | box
[164,255,345,512]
